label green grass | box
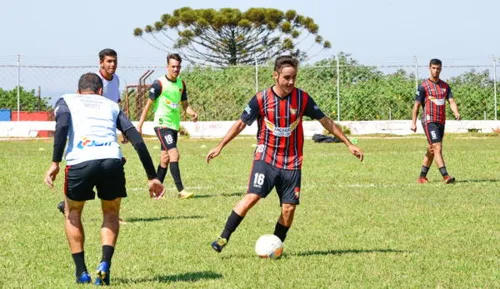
[0,134,499,288]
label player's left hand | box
[121,135,129,144]
[454,113,461,120]
[44,163,60,188]
[191,112,198,122]
[410,122,417,132]
[348,145,364,162]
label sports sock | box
[420,166,430,178]
[273,222,290,242]
[157,165,167,183]
[72,251,87,276]
[101,245,115,266]
[439,166,449,177]
[220,210,244,241]
[170,162,184,192]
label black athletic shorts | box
[247,160,302,205]
[423,122,445,144]
[154,127,178,151]
[64,159,127,201]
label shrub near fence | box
[125,65,496,122]
[183,66,256,121]
[1,59,498,122]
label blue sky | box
[1,0,498,103]
[1,0,498,66]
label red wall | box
[9,111,53,137]
[11,111,51,121]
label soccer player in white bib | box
[57,49,128,221]
[44,73,164,285]
[98,48,120,103]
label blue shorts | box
[64,159,126,201]
[247,160,301,205]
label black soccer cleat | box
[443,175,456,184]
[57,201,65,215]
[211,237,228,253]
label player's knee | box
[160,153,170,164]
[239,194,260,210]
[282,204,296,216]
[431,143,442,152]
[102,210,120,225]
[168,149,179,162]
[66,208,83,222]
[66,203,83,215]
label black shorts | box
[64,159,127,201]
[154,127,178,151]
[423,122,445,144]
[247,160,302,205]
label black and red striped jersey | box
[416,79,453,124]
[241,86,325,170]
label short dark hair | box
[99,48,117,61]
[78,73,103,93]
[429,58,442,66]
[274,55,299,72]
[167,53,182,64]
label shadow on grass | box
[221,192,244,197]
[125,215,204,223]
[194,194,213,199]
[192,192,243,198]
[220,248,406,260]
[454,179,500,184]
[114,271,223,284]
[296,248,408,257]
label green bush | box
[123,58,498,121]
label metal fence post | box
[493,56,497,120]
[413,56,419,92]
[336,53,340,122]
[255,55,259,93]
[17,54,21,121]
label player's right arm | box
[206,120,247,163]
[45,98,71,188]
[137,80,161,134]
[411,85,426,132]
[206,96,259,163]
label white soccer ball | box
[255,234,284,259]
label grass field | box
[0,134,499,288]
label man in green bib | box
[137,53,198,199]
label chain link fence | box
[0,56,498,121]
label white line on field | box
[127,183,414,192]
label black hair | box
[78,72,103,93]
[167,53,182,64]
[99,48,117,61]
[429,58,442,66]
[274,55,299,72]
